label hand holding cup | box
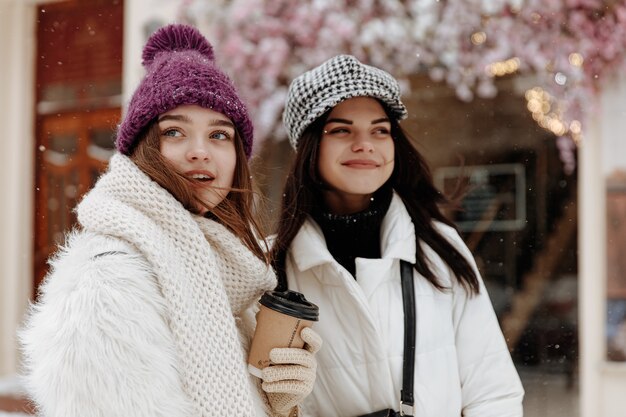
[248,290,319,376]
[262,327,322,416]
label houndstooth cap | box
[283,54,408,149]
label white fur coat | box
[20,154,276,417]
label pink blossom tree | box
[180,0,626,155]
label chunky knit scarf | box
[76,154,276,416]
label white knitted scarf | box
[76,154,276,416]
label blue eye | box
[210,130,231,141]
[162,128,183,138]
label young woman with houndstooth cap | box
[272,55,524,417]
[20,24,320,417]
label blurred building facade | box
[0,1,625,416]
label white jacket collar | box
[290,192,416,272]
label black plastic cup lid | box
[259,290,319,321]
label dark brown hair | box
[271,105,479,294]
[130,122,269,264]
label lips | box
[186,170,215,182]
[341,159,379,168]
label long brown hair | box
[271,105,479,295]
[130,122,269,264]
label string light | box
[569,120,582,144]
[486,57,520,77]
[554,72,567,85]
[525,86,582,143]
[569,120,582,134]
[471,31,487,45]
[568,52,584,67]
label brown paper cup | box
[248,290,319,378]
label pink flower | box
[180,0,626,155]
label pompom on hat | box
[116,24,254,158]
[283,54,408,150]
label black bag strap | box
[399,260,416,416]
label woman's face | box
[317,97,395,214]
[159,104,237,213]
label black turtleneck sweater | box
[311,187,393,278]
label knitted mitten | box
[262,327,322,416]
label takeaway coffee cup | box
[248,290,319,378]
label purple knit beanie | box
[116,24,254,158]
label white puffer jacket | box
[285,193,524,417]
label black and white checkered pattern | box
[283,54,408,149]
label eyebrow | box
[325,117,390,125]
[157,114,235,129]
[158,114,190,123]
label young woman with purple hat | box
[272,55,524,417]
[20,24,319,417]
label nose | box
[186,139,211,162]
[351,133,375,153]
